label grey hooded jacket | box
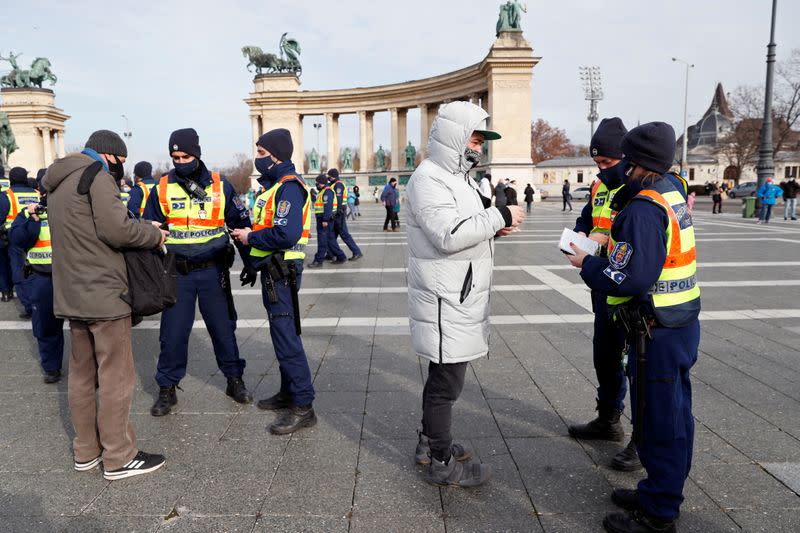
[405,101,507,364]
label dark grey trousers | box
[421,361,468,462]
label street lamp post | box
[672,58,694,177]
[312,122,322,165]
[579,66,604,142]
[756,0,778,196]
[121,114,132,139]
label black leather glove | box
[239,265,257,287]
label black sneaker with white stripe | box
[74,456,102,472]
[103,451,165,481]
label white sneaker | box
[74,456,102,472]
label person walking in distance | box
[381,178,399,232]
[407,101,525,487]
[524,183,534,213]
[782,176,798,220]
[42,129,168,480]
[562,179,573,211]
[711,182,722,214]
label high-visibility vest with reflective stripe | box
[607,178,700,327]
[119,190,130,205]
[157,171,227,252]
[4,188,41,229]
[134,180,151,216]
[26,210,52,265]
[590,179,623,234]
[251,175,311,262]
[313,186,338,215]
[332,179,348,205]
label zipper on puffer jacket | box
[459,262,473,304]
[437,297,443,364]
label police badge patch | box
[603,266,627,284]
[609,242,633,269]
[276,200,291,217]
[274,218,288,226]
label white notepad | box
[559,228,600,256]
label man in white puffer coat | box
[406,101,525,487]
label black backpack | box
[77,162,177,322]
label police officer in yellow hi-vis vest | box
[0,163,14,302]
[568,122,700,533]
[567,118,642,473]
[8,172,65,383]
[144,128,255,416]
[126,161,155,218]
[231,128,317,434]
[2,166,40,317]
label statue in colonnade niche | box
[342,147,353,171]
[308,147,320,172]
[404,141,416,170]
[0,112,18,168]
[376,145,386,170]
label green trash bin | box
[742,196,756,218]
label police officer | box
[568,122,700,533]
[308,174,346,268]
[231,128,317,434]
[118,179,131,205]
[127,161,155,218]
[326,168,363,261]
[568,118,642,473]
[0,163,14,302]
[3,166,40,318]
[144,128,255,416]
[8,174,64,383]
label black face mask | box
[107,155,125,180]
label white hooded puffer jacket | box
[406,101,507,364]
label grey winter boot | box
[414,432,473,465]
[425,456,491,488]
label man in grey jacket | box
[43,130,168,480]
[406,101,524,487]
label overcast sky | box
[3,0,799,170]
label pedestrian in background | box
[711,181,723,214]
[524,183,534,213]
[407,101,525,487]
[782,176,798,220]
[43,129,168,480]
[505,180,518,206]
[757,177,783,224]
[494,177,507,209]
[126,161,155,219]
[381,178,399,232]
[373,186,380,203]
[352,184,361,217]
[687,191,696,214]
[562,179,573,211]
[3,166,40,318]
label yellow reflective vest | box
[4,188,41,229]
[251,175,311,263]
[26,210,52,266]
[590,179,623,235]
[313,186,338,215]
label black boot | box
[611,488,640,511]
[603,510,676,533]
[568,402,624,441]
[269,404,317,435]
[225,377,253,404]
[425,456,491,488]
[257,391,292,411]
[611,437,643,472]
[0,291,12,302]
[150,386,177,416]
[43,370,61,384]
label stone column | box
[41,127,53,167]
[419,104,437,160]
[390,108,407,171]
[358,111,374,171]
[250,115,260,160]
[325,112,340,171]
[56,130,65,158]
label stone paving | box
[1,199,799,532]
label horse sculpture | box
[0,55,57,88]
[0,112,18,168]
[242,33,302,75]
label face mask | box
[598,162,625,185]
[107,156,124,180]
[464,147,482,168]
[254,156,275,176]
[174,159,199,177]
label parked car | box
[540,189,549,200]
[727,181,757,198]
[571,186,592,201]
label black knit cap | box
[621,122,676,174]
[9,166,28,186]
[590,117,627,159]
[169,128,201,158]
[134,161,153,178]
[315,174,328,186]
[35,169,47,191]
[85,129,128,157]
[256,128,293,162]
[327,168,339,179]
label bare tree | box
[220,153,254,194]
[530,119,577,164]
[719,119,761,181]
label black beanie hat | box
[327,168,339,179]
[621,122,676,174]
[256,128,293,162]
[35,169,47,191]
[315,174,328,187]
[0,164,4,177]
[134,161,153,178]
[590,117,627,159]
[85,129,128,157]
[9,166,28,186]
[169,128,201,159]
